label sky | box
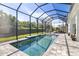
[0,3,71,26]
[52,19,65,27]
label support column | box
[68,24,70,33]
[42,20,43,34]
[70,23,73,34]
[45,22,46,34]
[65,23,68,33]
[29,16,31,36]
[69,17,75,34]
[37,19,38,34]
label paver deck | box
[43,33,79,56]
[66,34,79,56]
[0,44,28,56]
[43,34,68,56]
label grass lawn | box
[0,32,45,42]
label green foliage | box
[18,21,43,30]
[9,14,16,31]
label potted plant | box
[71,34,76,41]
[68,33,70,36]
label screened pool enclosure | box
[0,3,73,43]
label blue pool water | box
[11,35,56,56]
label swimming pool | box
[11,35,57,56]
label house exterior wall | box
[76,13,79,41]
[67,4,79,41]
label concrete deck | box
[0,33,79,56]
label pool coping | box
[0,34,44,46]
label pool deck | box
[0,33,79,56]
[0,38,29,56]
[43,33,79,56]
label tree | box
[9,14,16,32]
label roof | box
[0,3,73,23]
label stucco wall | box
[67,4,79,41]
[68,4,79,22]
